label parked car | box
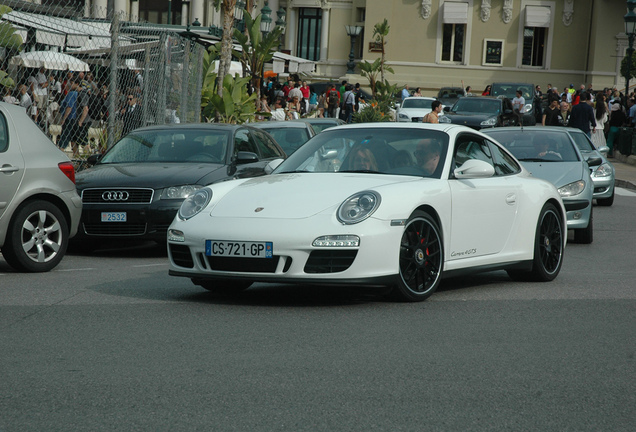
[566,128,615,206]
[294,118,345,134]
[0,102,82,272]
[439,96,502,130]
[483,126,595,243]
[167,123,566,302]
[436,87,465,109]
[251,121,316,156]
[490,82,537,126]
[73,124,285,246]
[395,97,438,122]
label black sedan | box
[439,96,502,130]
[73,124,286,246]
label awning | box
[525,6,551,28]
[9,50,90,71]
[0,10,132,51]
[443,1,469,24]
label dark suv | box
[491,82,537,126]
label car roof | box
[129,123,248,133]
[251,121,310,129]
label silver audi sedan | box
[0,102,82,272]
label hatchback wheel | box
[596,188,614,207]
[2,201,69,272]
[574,207,593,244]
[390,211,443,302]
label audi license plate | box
[205,240,273,258]
[101,212,127,222]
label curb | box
[612,150,636,191]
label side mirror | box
[87,154,102,165]
[586,156,602,167]
[265,158,284,174]
[443,106,451,113]
[235,151,259,164]
[454,159,495,179]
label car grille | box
[81,188,154,204]
[304,250,358,274]
[204,256,280,273]
[83,223,147,236]
[170,244,194,268]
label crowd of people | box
[258,76,365,123]
[2,66,147,158]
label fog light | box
[168,229,185,242]
[313,235,360,247]
[572,212,582,220]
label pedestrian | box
[542,96,561,126]
[413,87,423,97]
[512,89,525,113]
[422,100,443,123]
[569,92,596,137]
[591,92,608,150]
[401,84,410,101]
[558,101,571,126]
[120,93,144,136]
[481,85,491,96]
[497,98,521,126]
[59,79,80,156]
[270,98,287,121]
[76,86,92,154]
[327,84,340,119]
[606,103,626,157]
[343,84,356,123]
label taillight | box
[58,162,76,184]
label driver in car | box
[535,138,562,159]
[415,138,442,176]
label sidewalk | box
[610,151,636,191]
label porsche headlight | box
[558,180,586,197]
[398,113,409,120]
[337,191,381,224]
[161,185,202,199]
[480,117,497,126]
[178,187,212,220]
[592,163,613,178]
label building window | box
[442,23,465,62]
[522,27,546,66]
[297,8,322,61]
[139,0,182,25]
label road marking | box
[132,263,168,268]
[616,187,636,197]
[55,267,96,272]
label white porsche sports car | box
[167,123,567,302]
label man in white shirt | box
[512,89,525,113]
[271,98,288,121]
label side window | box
[253,130,284,159]
[453,134,493,169]
[0,112,8,153]
[488,140,521,175]
[234,129,258,156]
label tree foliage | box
[201,72,261,124]
[621,51,636,83]
[372,19,390,83]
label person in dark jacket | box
[606,103,627,156]
[569,92,596,137]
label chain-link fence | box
[0,1,204,159]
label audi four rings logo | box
[102,191,130,201]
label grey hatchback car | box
[0,102,82,271]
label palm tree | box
[372,19,390,83]
[212,0,237,98]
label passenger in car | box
[415,138,442,176]
[351,147,379,171]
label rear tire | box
[389,211,443,302]
[2,201,69,272]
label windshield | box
[258,127,311,156]
[100,129,230,164]
[484,130,581,162]
[402,99,434,109]
[491,84,533,101]
[451,98,501,115]
[273,127,449,178]
[569,130,597,153]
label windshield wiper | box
[340,169,382,174]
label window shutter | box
[443,2,469,24]
[525,6,551,28]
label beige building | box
[82,0,630,94]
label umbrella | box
[9,51,90,72]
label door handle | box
[0,164,19,173]
[505,193,516,205]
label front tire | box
[529,202,564,281]
[573,207,593,244]
[2,201,69,272]
[389,211,443,302]
[596,188,614,207]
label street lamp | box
[275,7,286,51]
[345,25,363,74]
[234,0,245,21]
[624,0,636,103]
[260,0,273,35]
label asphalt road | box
[1,188,636,431]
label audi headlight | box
[337,191,381,224]
[438,115,451,123]
[178,187,212,220]
[592,163,613,178]
[480,117,497,126]
[161,185,202,200]
[558,180,586,197]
